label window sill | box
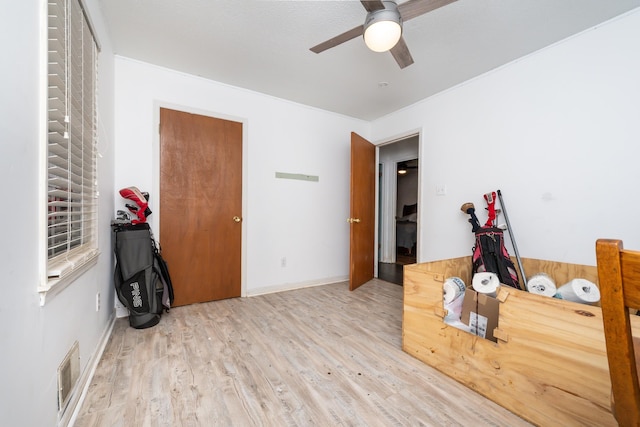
[38,250,100,306]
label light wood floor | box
[74,279,532,427]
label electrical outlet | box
[96,292,100,312]
[281,257,287,268]
[436,184,447,196]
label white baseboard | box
[61,311,116,427]
[246,276,349,297]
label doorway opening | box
[377,135,419,285]
[396,158,418,264]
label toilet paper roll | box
[556,278,600,304]
[526,273,557,297]
[472,272,500,297]
[443,276,466,304]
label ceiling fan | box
[310,0,458,69]
[398,159,418,174]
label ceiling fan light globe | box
[364,21,402,52]
[363,2,403,53]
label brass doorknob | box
[347,218,361,223]
[233,216,242,223]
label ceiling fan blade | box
[310,25,364,54]
[360,0,385,12]
[390,36,414,69]
[398,0,458,22]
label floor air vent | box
[58,341,80,411]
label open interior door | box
[349,132,376,290]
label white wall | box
[372,8,640,267]
[0,1,115,426]
[113,58,370,296]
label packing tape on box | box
[443,277,466,304]
[526,273,557,297]
[556,278,600,304]
[472,272,500,298]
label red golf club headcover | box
[119,186,151,223]
[484,191,496,227]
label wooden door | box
[159,108,242,306]
[349,132,376,291]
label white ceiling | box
[97,0,640,121]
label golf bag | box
[113,222,174,329]
[472,226,521,290]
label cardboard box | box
[460,288,500,342]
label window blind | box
[47,0,98,280]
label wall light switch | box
[436,184,447,196]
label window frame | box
[39,0,100,305]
